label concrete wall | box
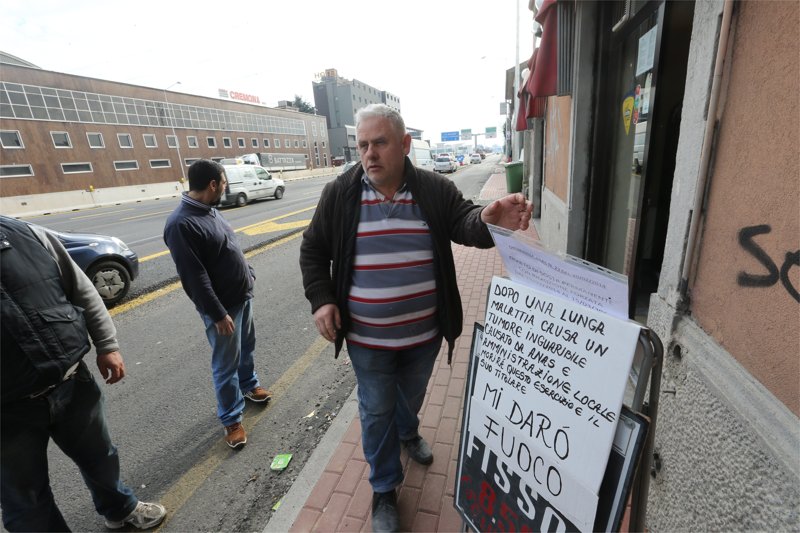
[690,0,799,415]
[647,1,800,530]
[2,167,336,217]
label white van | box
[220,164,285,207]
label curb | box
[265,386,360,532]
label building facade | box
[514,0,798,530]
[312,68,401,163]
[0,60,330,203]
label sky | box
[0,0,535,148]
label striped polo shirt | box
[346,176,438,350]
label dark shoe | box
[402,435,433,465]
[224,422,247,449]
[371,490,399,533]
[244,386,273,403]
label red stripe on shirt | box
[360,198,415,206]
[348,288,436,304]
[353,259,433,271]
[357,228,430,237]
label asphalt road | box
[24,159,499,532]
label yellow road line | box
[138,207,313,262]
[112,232,303,316]
[138,250,171,263]
[154,335,332,531]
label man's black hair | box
[187,160,225,191]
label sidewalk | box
[272,169,535,532]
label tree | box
[293,95,316,114]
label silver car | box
[434,156,457,174]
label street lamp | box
[163,82,186,181]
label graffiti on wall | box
[737,224,799,302]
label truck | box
[408,139,434,170]
[233,152,308,171]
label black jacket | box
[299,157,494,363]
[0,217,91,402]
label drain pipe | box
[679,0,734,299]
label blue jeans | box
[1,362,137,531]
[201,298,260,427]
[346,337,443,493]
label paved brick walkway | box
[288,172,541,532]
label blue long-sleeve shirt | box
[164,194,254,322]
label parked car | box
[13,220,140,308]
[434,155,457,174]
[220,164,285,207]
[470,153,482,164]
[340,161,359,174]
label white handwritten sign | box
[474,276,640,530]
[488,225,629,320]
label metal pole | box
[512,0,521,161]
[163,82,186,181]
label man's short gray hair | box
[355,104,406,137]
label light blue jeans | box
[201,299,260,427]
[346,337,443,493]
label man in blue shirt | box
[164,160,271,449]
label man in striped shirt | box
[300,104,532,532]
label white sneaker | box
[105,501,167,530]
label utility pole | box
[163,82,186,181]
[512,0,521,161]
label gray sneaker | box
[105,501,167,530]
[402,435,433,465]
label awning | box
[516,0,558,130]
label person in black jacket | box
[0,215,166,531]
[299,104,532,532]
[163,160,272,450]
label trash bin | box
[504,161,523,193]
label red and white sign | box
[218,89,261,104]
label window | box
[86,132,104,148]
[322,141,326,148]
[285,138,290,148]
[51,131,72,148]
[211,157,225,163]
[167,135,178,148]
[117,133,133,148]
[251,138,258,148]
[187,136,198,148]
[263,138,270,148]
[302,140,307,148]
[294,140,299,148]
[238,138,245,148]
[0,130,24,149]
[114,160,139,171]
[274,139,280,148]
[223,137,232,148]
[62,162,93,174]
[150,159,171,168]
[142,134,157,148]
[0,164,33,177]
[184,158,199,166]
[207,136,217,148]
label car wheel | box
[236,193,247,207]
[86,261,131,307]
[274,187,284,200]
